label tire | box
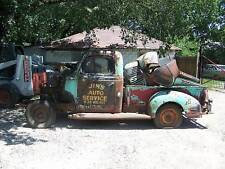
[25,100,56,128]
[153,103,183,128]
[0,84,19,108]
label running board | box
[68,113,152,120]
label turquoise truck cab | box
[64,51,123,113]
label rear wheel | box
[25,100,56,128]
[0,85,19,108]
[154,104,183,128]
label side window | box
[82,56,115,74]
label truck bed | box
[123,84,206,114]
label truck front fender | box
[148,90,202,118]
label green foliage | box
[202,78,225,89]
[0,0,224,46]
[175,37,199,57]
[0,0,17,40]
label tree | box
[0,0,16,41]
[0,0,224,46]
[174,37,199,57]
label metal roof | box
[48,26,181,51]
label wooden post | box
[196,44,203,84]
[196,49,200,78]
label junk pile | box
[124,52,199,86]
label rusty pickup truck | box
[25,50,211,128]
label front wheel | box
[153,104,183,128]
[25,100,56,128]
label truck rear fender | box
[148,90,202,118]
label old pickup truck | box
[25,50,211,128]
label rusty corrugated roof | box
[48,26,180,50]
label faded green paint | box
[173,78,205,98]
[174,77,201,86]
[148,90,201,115]
[183,86,203,98]
[65,77,78,98]
[126,85,154,90]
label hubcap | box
[32,106,49,123]
[160,108,178,126]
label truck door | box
[77,54,123,113]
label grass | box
[202,78,225,89]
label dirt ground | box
[0,90,225,169]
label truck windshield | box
[82,56,115,74]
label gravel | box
[0,90,225,169]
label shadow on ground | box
[0,107,47,146]
[0,107,207,145]
[54,114,207,130]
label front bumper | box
[185,111,202,118]
[185,99,212,118]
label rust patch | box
[77,75,123,113]
[123,86,159,113]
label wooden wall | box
[176,56,197,77]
